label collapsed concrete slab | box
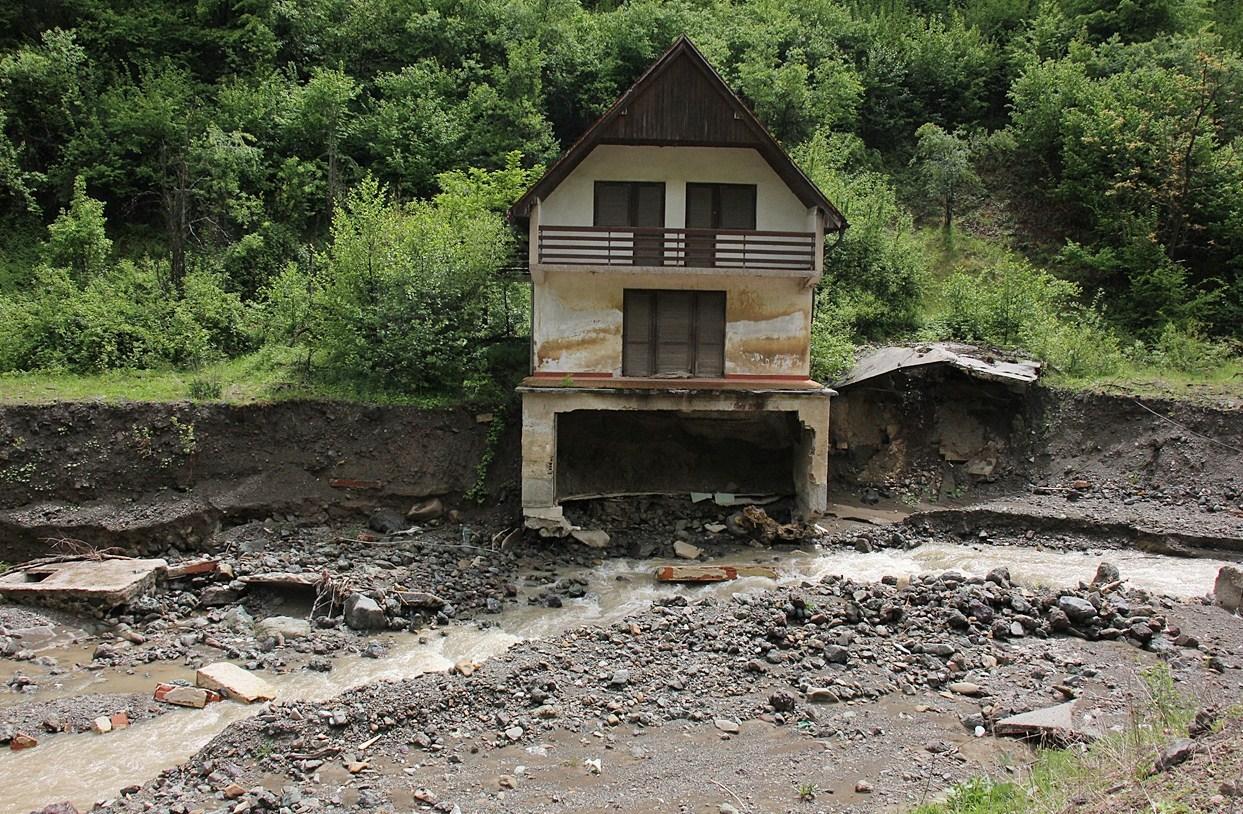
[0,558,167,615]
[994,700,1102,743]
[196,662,276,703]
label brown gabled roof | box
[508,36,846,230]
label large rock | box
[571,529,610,549]
[344,593,387,630]
[1215,565,1242,612]
[256,616,312,640]
[1057,595,1098,625]
[196,662,276,703]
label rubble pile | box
[118,561,1219,812]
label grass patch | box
[911,665,1206,814]
[0,346,465,407]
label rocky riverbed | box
[2,497,1240,814]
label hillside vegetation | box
[0,0,1240,402]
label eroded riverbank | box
[3,524,1240,813]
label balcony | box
[536,225,816,274]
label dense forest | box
[0,0,1240,399]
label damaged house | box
[507,37,847,527]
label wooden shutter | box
[718,185,757,229]
[594,182,631,227]
[693,291,726,377]
[654,291,694,376]
[622,290,655,376]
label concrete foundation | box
[520,381,831,520]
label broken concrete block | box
[196,662,276,703]
[10,732,37,750]
[407,497,445,521]
[655,565,777,583]
[1215,565,1242,612]
[154,683,211,708]
[570,529,609,549]
[164,558,219,579]
[673,541,703,560]
[0,558,168,613]
[91,716,112,734]
[994,700,1101,743]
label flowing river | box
[1,541,1235,813]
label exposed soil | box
[0,383,1240,814]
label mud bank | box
[0,401,494,511]
[831,369,1243,503]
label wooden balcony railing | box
[537,225,816,272]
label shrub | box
[1146,322,1238,375]
[187,378,223,400]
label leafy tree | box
[43,175,111,281]
[910,123,980,230]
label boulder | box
[344,593,387,631]
[1057,595,1097,625]
[368,508,406,534]
[196,662,277,703]
[1093,562,1121,585]
[1214,565,1242,612]
[256,616,312,640]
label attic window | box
[622,289,725,378]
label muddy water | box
[1,541,1234,812]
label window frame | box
[622,288,726,378]
[684,182,757,230]
[593,181,666,227]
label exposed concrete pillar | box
[793,393,831,518]
[520,394,558,512]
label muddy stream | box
[1,542,1234,813]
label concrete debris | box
[672,541,703,560]
[9,732,38,750]
[994,700,1102,743]
[406,497,445,521]
[835,342,1042,388]
[570,528,610,549]
[1215,565,1242,612]
[655,565,778,583]
[163,558,220,579]
[196,662,277,703]
[523,506,572,537]
[154,683,215,708]
[0,558,168,613]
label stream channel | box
[1,540,1235,813]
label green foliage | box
[797,130,928,342]
[43,176,111,282]
[265,174,515,396]
[187,377,222,401]
[910,776,1027,814]
[0,0,1238,396]
[910,123,980,229]
[935,259,1125,377]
